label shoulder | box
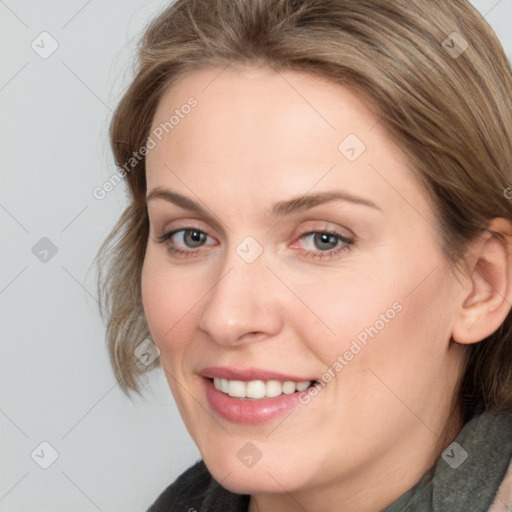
[145,459,213,512]
[489,460,512,511]
[488,412,512,511]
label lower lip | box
[202,377,308,425]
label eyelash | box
[155,227,354,261]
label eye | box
[155,227,216,256]
[296,230,354,260]
[155,227,354,260]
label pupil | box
[186,230,204,247]
[315,233,337,250]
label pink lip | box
[200,366,317,382]
[202,377,311,424]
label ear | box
[452,218,512,345]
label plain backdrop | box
[1,1,511,511]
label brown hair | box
[95,0,512,422]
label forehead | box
[145,64,430,223]
[148,64,380,164]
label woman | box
[95,0,512,510]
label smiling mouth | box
[207,377,320,400]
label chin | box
[214,467,297,495]
[203,451,312,495]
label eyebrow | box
[146,187,382,218]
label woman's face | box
[142,65,466,504]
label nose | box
[198,250,284,347]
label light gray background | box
[1,1,511,511]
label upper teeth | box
[213,378,312,399]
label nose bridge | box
[199,240,282,345]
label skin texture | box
[141,64,511,512]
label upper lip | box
[200,366,317,382]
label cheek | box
[140,250,203,358]
[293,252,453,370]
[288,268,403,363]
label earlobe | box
[465,311,480,331]
[452,218,512,345]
